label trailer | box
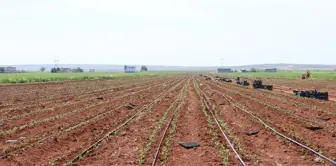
[219,78,233,83]
[213,76,232,83]
[236,80,250,86]
[236,77,250,86]
[293,90,328,101]
[253,79,273,91]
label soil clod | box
[179,142,200,149]
[318,117,330,121]
[96,97,104,100]
[6,140,18,144]
[245,130,260,136]
[124,105,135,109]
[0,154,8,159]
[305,126,323,131]
[129,103,137,107]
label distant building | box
[217,68,232,73]
[61,68,72,72]
[241,69,249,72]
[4,66,16,73]
[124,65,136,73]
[265,68,277,72]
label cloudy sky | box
[0,0,335,66]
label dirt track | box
[0,74,335,166]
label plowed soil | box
[166,81,223,166]
[0,74,335,166]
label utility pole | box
[54,56,59,68]
[220,59,224,68]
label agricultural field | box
[214,72,336,101]
[0,72,181,84]
[0,74,335,166]
[217,71,336,80]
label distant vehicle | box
[301,70,311,79]
[214,76,232,82]
[253,79,273,90]
[236,77,250,86]
[219,77,233,83]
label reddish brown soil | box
[0,77,172,127]
[75,78,187,166]
[0,76,163,114]
[199,78,336,161]
[274,86,336,102]
[198,79,325,165]
[244,77,336,103]
[0,77,142,105]
[167,81,223,166]
[263,78,336,92]
[0,77,183,166]
[1,75,335,166]
[211,80,336,131]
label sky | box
[0,0,336,66]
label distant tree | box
[234,70,238,72]
[0,67,4,73]
[51,68,57,73]
[251,68,257,72]
[89,69,95,72]
[257,68,264,72]
[77,67,84,72]
[40,67,46,72]
[72,67,84,73]
[51,67,61,73]
[140,65,148,72]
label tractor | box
[301,70,311,79]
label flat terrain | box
[0,74,335,166]
[215,72,336,101]
[217,71,336,80]
[0,71,180,84]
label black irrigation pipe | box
[152,79,188,166]
[207,79,336,132]
[217,88,336,165]
[0,76,179,113]
[64,78,187,166]
[151,108,176,166]
[200,92,247,166]
[0,78,185,160]
[196,77,247,165]
[1,79,182,159]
